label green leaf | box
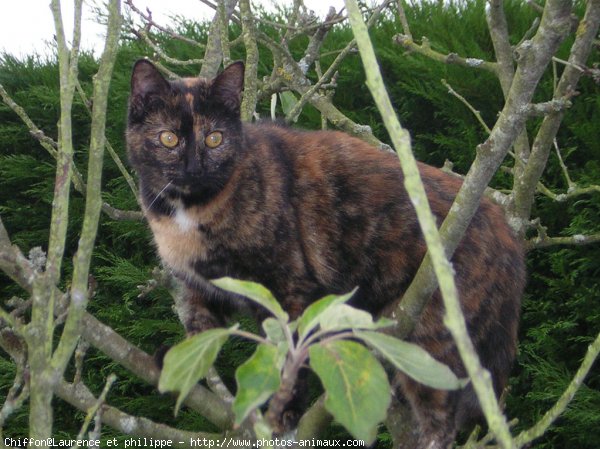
[279,91,299,120]
[287,320,298,334]
[276,340,289,365]
[309,340,390,444]
[211,277,288,322]
[372,316,397,329]
[233,343,283,425]
[297,289,357,339]
[318,303,374,332]
[354,330,465,390]
[159,327,234,414]
[253,417,273,440]
[262,317,285,344]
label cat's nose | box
[184,151,202,175]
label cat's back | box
[243,121,470,224]
[245,121,399,170]
[242,122,523,313]
[243,122,410,202]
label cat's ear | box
[210,61,245,114]
[130,59,169,100]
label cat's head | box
[126,60,245,207]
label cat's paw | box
[281,407,303,432]
[153,344,171,370]
[185,314,221,335]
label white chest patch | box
[174,207,195,232]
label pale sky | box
[0,0,346,59]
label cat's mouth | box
[168,176,224,204]
[168,179,188,192]
[162,168,230,204]
[171,177,198,195]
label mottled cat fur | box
[127,60,525,448]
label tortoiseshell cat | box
[126,60,525,449]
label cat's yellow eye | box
[159,131,179,148]
[205,131,223,148]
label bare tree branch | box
[395,0,412,40]
[508,0,600,236]
[298,7,343,74]
[240,0,258,121]
[0,216,234,432]
[26,0,84,438]
[49,0,123,384]
[526,231,600,250]
[515,332,600,446]
[0,329,29,430]
[393,35,498,74]
[395,0,573,340]
[0,83,143,222]
[0,328,224,444]
[347,0,516,445]
[56,380,222,445]
[124,0,206,50]
[200,0,238,78]
[132,28,204,66]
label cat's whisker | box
[170,187,183,218]
[147,180,173,211]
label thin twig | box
[517,17,541,48]
[552,55,586,72]
[394,35,498,74]
[527,0,545,14]
[0,82,142,221]
[133,29,204,66]
[152,59,181,79]
[298,7,344,74]
[71,374,117,447]
[516,332,600,445]
[0,84,58,158]
[442,79,491,134]
[125,0,205,50]
[0,343,29,428]
[553,138,575,190]
[526,231,600,250]
[537,182,600,202]
[395,0,412,40]
[285,38,356,122]
[265,0,392,149]
[205,367,234,404]
[256,15,347,32]
[54,377,222,444]
[73,339,90,385]
[526,98,573,116]
[0,220,235,430]
[440,160,509,207]
[75,81,139,199]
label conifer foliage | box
[0,0,599,447]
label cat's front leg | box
[394,373,459,449]
[174,283,224,335]
[154,283,222,368]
